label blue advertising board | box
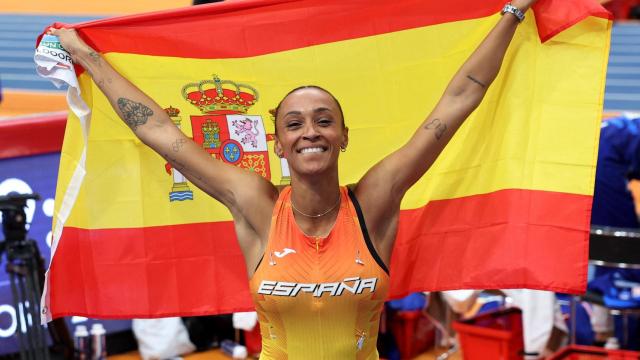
[0,152,131,355]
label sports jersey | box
[249,186,390,359]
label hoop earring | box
[340,146,347,153]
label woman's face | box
[274,88,348,177]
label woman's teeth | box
[300,147,324,154]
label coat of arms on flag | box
[163,75,288,202]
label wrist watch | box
[501,3,525,23]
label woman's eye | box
[286,121,302,129]
[318,119,332,126]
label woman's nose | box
[302,123,320,140]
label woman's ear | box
[342,126,349,149]
[274,137,284,158]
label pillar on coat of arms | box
[166,107,194,201]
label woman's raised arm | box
[355,0,537,259]
[49,28,278,245]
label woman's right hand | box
[47,27,90,61]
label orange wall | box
[2,0,192,16]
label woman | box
[51,0,535,357]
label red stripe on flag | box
[390,189,592,298]
[49,189,591,318]
[43,0,609,60]
[49,222,254,318]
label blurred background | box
[0,0,639,359]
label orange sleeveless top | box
[249,186,390,359]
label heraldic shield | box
[191,114,270,178]
[163,74,280,202]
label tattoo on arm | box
[95,77,111,89]
[88,51,101,65]
[163,153,205,181]
[171,138,187,152]
[466,75,487,88]
[117,98,154,131]
[424,118,448,140]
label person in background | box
[589,114,640,349]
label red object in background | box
[0,112,67,159]
[549,345,640,359]
[602,0,640,19]
[452,308,524,360]
[389,311,435,359]
[243,326,262,356]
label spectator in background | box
[589,114,640,349]
[591,116,640,229]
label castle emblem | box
[163,75,290,202]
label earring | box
[340,146,347,152]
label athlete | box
[50,0,536,358]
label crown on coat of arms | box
[164,106,180,117]
[181,75,259,114]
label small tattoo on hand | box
[424,118,448,140]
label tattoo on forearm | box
[88,51,101,65]
[163,153,205,181]
[164,153,186,171]
[424,118,448,140]
[96,77,113,88]
[466,75,487,88]
[117,98,153,131]
[171,138,187,152]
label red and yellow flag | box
[42,0,611,319]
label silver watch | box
[501,3,525,23]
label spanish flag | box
[42,0,611,320]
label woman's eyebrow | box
[284,110,302,117]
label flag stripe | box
[391,188,591,297]
[49,221,254,318]
[52,0,610,60]
[48,188,589,318]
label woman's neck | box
[289,172,341,215]
[289,172,342,237]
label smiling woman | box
[48,0,539,357]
